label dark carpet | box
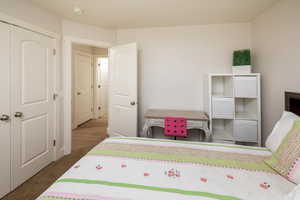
[2,119,108,200]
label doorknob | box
[130,101,136,106]
[77,92,81,95]
[0,114,10,121]
[14,112,23,118]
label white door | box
[11,26,55,189]
[0,22,11,198]
[109,43,137,137]
[96,57,109,118]
[74,51,93,126]
[93,57,101,119]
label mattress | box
[38,137,295,200]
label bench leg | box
[148,126,153,138]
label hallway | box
[2,118,108,200]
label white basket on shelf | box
[232,65,252,74]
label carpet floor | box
[2,118,108,200]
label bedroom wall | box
[62,20,116,43]
[116,23,251,136]
[72,43,95,54]
[93,48,109,56]
[252,0,300,144]
[0,0,61,34]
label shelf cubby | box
[212,119,234,141]
[235,98,258,120]
[234,76,257,98]
[211,75,233,98]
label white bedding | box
[38,137,295,200]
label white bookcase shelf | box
[212,119,234,142]
[235,98,258,120]
[209,73,261,146]
[211,75,233,97]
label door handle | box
[14,112,23,118]
[77,92,81,95]
[130,101,136,106]
[0,114,10,121]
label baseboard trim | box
[56,147,65,160]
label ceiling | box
[31,0,279,29]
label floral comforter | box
[38,137,295,200]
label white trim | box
[64,37,112,48]
[53,38,64,161]
[257,74,262,146]
[63,36,113,155]
[107,50,111,136]
[0,12,60,39]
[94,54,109,58]
[63,39,72,155]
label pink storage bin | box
[164,117,187,137]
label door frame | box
[0,12,62,161]
[63,36,112,155]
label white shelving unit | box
[209,73,261,146]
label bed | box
[38,137,295,200]
[38,92,300,200]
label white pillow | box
[265,111,300,152]
[285,184,300,200]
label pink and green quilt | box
[38,137,295,200]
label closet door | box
[0,22,11,198]
[11,26,55,189]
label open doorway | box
[64,38,137,155]
[71,43,109,152]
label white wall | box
[252,0,300,144]
[93,48,108,56]
[117,23,251,135]
[71,44,108,55]
[73,43,94,54]
[0,0,61,34]
[62,20,116,43]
